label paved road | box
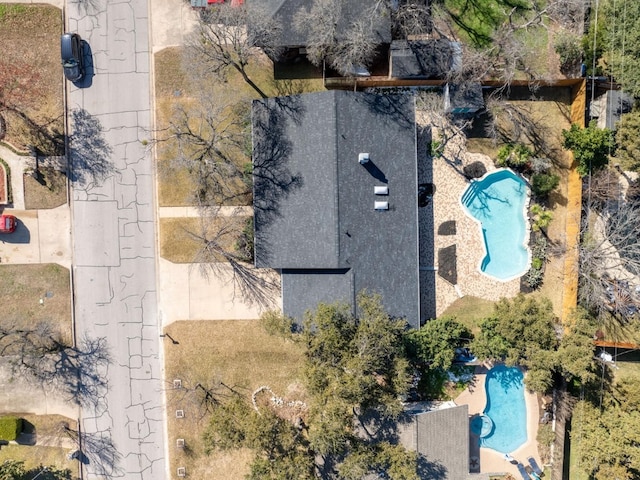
[66,0,166,478]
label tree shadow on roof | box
[417,454,448,478]
[355,92,415,131]
[252,96,306,260]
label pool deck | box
[416,114,522,317]
[454,363,543,478]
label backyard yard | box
[462,85,576,319]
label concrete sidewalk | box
[158,205,252,218]
[0,144,29,210]
[0,363,79,420]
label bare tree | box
[58,423,123,478]
[187,205,280,310]
[582,169,623,210]
[392,1,432,38]
[161,93,250,206]
[416,91,473,174]
[547,0,587,30]
[579,201,640,323]
[186,4,281,99]
[0,322,110,408]
[443,3,550,92]
[165,372,243,421]
[294,0,389,76]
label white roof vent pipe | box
[374,186,389,195]
[359,153,370,164]
[375,201,389,210]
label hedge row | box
[0,416,22,441]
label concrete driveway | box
[0,207,72,268]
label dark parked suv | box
[61,33,84,82]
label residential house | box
[389,39,462,79]
[252,90,421,327]
[259,0,392,65]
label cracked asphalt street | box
[67,0,166,478]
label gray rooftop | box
[398,405,470,479]
[258,0,392,48]
[590,90,634,130]
[390,40,462,79]
[252,90,420,327]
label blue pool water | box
[461,169,529,281]
[481,365,527,453]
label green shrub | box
[525,265,544,289]
[260,310,295,339]
[532,236,548,259]
[537,422,555,447]
[531,204,553,232]
[531,257,543,270]
[430,139,444,158]
[532,173,560,197]
[0,416,22,441]
[496,144,533,169]
[554,32,583,71]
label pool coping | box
[458,167,532,283]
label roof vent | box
[358,152,370,164]
[375,201,389,211]
[374,186,389,195]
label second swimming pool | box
[481,365,527,453]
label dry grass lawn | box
[0,264,72,344]
[0,414,78,478]
[163,320,305,479]
[23,169,67,210]
[0,5,64,155]
[160,215,249,263]
[440,296,497,334]
[154,47,324,207]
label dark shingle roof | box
[252,90,420,327]
[398,405,470,479]
[390,40,462,79]
[259,0,392,48]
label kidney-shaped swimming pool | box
[461,168,530,281]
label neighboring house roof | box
[444,83,485,115]
[590,90,634,130]
[398,405,470,479]
[390,39,462,79]
[252,90,420,327]
[259,0,392,48]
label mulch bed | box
[438,244,458,285]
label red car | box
[0,214,16,233]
